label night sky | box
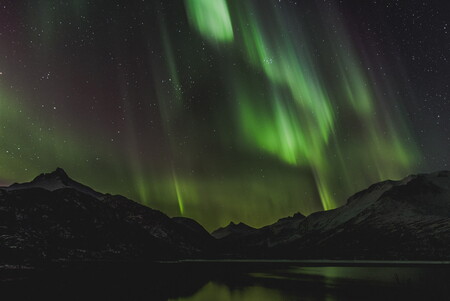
[0,0,449,230]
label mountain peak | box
[227,222,253,229]
[6,168,103,199]
[211,221,256,239]
[35,167,71,184]
[53,167,69,178]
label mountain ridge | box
[0,168,217,264]
[1,168,449,263]
[5,167,104,199]
[210,170,450,259]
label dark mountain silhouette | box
[211,171,450,260]
[211,222,256,239]
[0,168,216,265]
[211,214,307,257]
[6,167,103,198]
[0,168,449,264]
[172,217,212,240]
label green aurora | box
[0,0,422,230]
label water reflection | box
[293,266,421,285]
[0,262,448,300]
[171,282,296,301]
[171,265,449,301]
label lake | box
[168,261,450,301]
[1,261,449,300]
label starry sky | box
[0,0,449,230]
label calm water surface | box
[170,264,450,301]
[1,262,449,300]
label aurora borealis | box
[0,0,449,230]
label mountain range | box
[0,168,449,264]
[213,172,450,260]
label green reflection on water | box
[170,282,295,301]
[170,266,426,301]
[292,267,421,286]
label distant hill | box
[211,222,257,239]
